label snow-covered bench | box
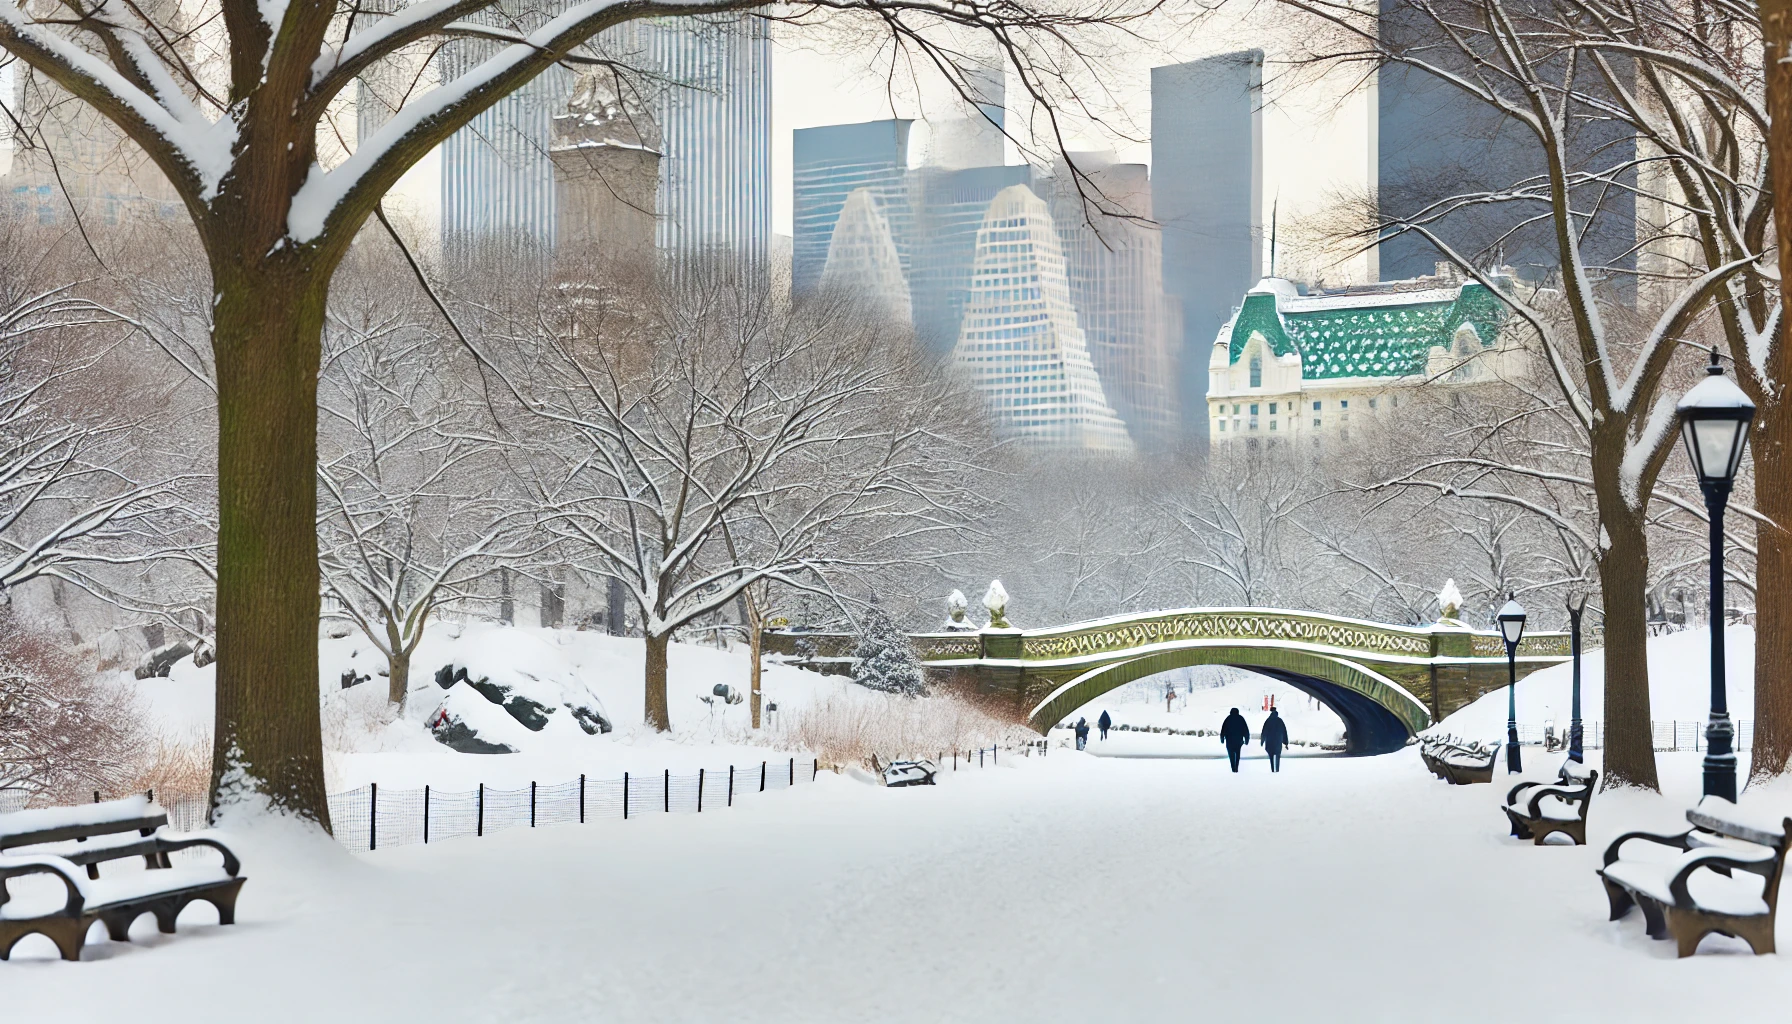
[873,756,937,787]
[0,796,246,961]
[1598,797,1791,957]
[1504,761,1598,845]
[1418,735,1499,785]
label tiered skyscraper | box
[950,185,1133,451]
[820,189,913,325]
[792,120,913,296]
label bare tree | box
[0,0,1160,823]
[1278,0,1770,788]
[317,272,543,709]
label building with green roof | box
[1206,270,1523,444]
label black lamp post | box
[1567,594,1587,764]
[1499,594,1527,774]
[1676,348,1755,803]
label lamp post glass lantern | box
[1498,595,1527,774]
[1676,348,1755,803]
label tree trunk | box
[644,630,671,731]
[1597,509,1659,790]
[209,268,332,827]
[1749,410,1792,781]
[749,614,763,730]
[1753,0,1792,783]
[388,646,412,709]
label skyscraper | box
[951,185,1133,452]
[819,188,913,325]
[1048,156,1180,451]
[1152,51,1264,448]
[908,163,1037,355]
[439,5,571,258]
[1375,0,1634,288]
[627,15,773,264]
[791,119,913,296]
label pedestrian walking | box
[1261,707,1289,773]
[1098,710,1112,741]
[1075,717,1090,751]
[1220,707,1250,772]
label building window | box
[1270,420,1278,431]
[1313,418,1321,428]
[1218,420,1226,432]
[1368,397,1378,410]
[1340,399,1349,409]
[1269,402,1278,414]
[1249,354,1262,388]
[1393,394,1401,408]
[1250,404,1259,415]
[1312,401,1321,411]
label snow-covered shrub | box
[776,689,1033,770]
[851,607,925,696]
[0,610,145,803]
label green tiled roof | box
[1227,282,1508,380]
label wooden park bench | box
[0,795,246,961]
[1598,797,1790,957]
[1503,761,1598,845]
[1418,735,1500,785]
[872,755,937,787]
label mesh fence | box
[1507,720,1753,751]
[298,759,824,851]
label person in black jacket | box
[1220,708,1250,772]
[1074,717,1090,750]
[1097,710,1112,741]
[1261,707,1289,772]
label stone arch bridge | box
[763,608,1572,754]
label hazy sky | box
[769,8,1378,285]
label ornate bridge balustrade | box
[763,607,1570,755]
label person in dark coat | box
[1261,707,1289,772]
[1097,710,1112,741]
[1220,708,1250,772]
[1075,717,1090,750]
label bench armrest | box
[154,829,242,876]
[1505,781,1544,806]
[1602,828,1692,867]
[1523,783,1592,818]
[0,854,89,917]
[1667,847,1779,907]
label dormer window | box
[1249,353,1262,388]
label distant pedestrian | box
[1261,707,1289,772]
[1220,708,1250,772]
[1075,717,1090,751]
[1098,710,1112,741]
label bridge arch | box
[1027,644,1433,755]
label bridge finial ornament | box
[1437,578,1465,623]
[983,580,1011,629]
[944,590,975,631]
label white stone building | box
[1207,270,1526,444]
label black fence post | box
[423,785,430,844]
[994,746,998,766]
[623,772,630,820]
[369,782,378,852]
[812,758,818,781]
[788,757,794,786]
[579,774,586,824]
[663,769,670,813]
[698,769,705,812]
[953,750,957,771]
[979,747,984,768]
[477,783,484,837]
[728,765,734,807]
[760,761,767,792]
[93,790,100,803]
[530,781,537,827]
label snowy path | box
[7,750,1790,1021]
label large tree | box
[0,0,1147,825]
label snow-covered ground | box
[9,747,1792,1020]
[130,622,871,789]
